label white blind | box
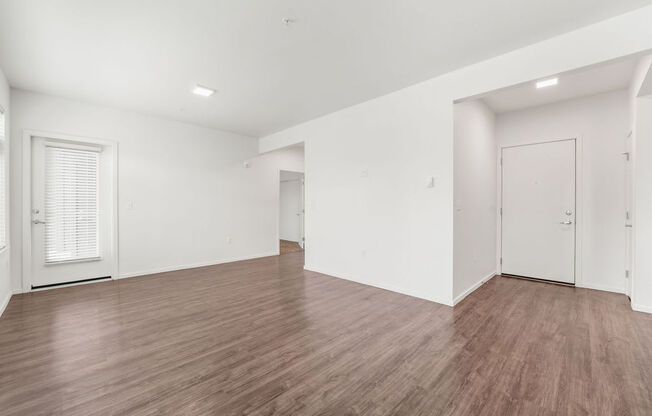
[45,146,100,263]
[0,111,5,249]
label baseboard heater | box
[501,274,575,287]
[31,276,112,290]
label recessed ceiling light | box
[192,85,215,97]
[536,78,558,89]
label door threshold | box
[500,274,575,287]
[31,276,112,290]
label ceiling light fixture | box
[536,78,558,89]
[192,85,215,97]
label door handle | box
[559,220,573,225]
[32,219,46,224]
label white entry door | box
[501,139,576,284]
[30,137,113,288]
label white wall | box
[260,6,652,306]
[496,90,630,293]
[10,90,304,290]
[453,100,497,303]
[279,171,303,242]
[0,67,10,316]
[631,56,652,312]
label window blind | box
[45,146,100,263]
[0,111,5,249]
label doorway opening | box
[452,52,650,303]
[279,170,304,255]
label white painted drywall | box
[453,100,497,303]
[0,67,10,317]
[631,56,652,312]
[279,171,303,243]
[260,7,652,306]
[496,90,630,293]
[9,90,304,290]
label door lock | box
[559,220,573,225]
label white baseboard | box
[632,303,652,314]
[0,290,12,318]
[576,282,625,294]
[453,271,497,306]
[119,251,279,279]
[304,264,453,307]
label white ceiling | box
[479,56,640,113]
[1,0,651,137]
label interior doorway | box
[279,170,304,255]
[453,52,649,302]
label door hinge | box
[622,152,630,161]
[500,157,503,166]
[625,270,630,278]
[500,257,503,265]
[500,207,503,216]
[626,211,630,220]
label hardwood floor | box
[280,239,303,255]
[1,252,652,415]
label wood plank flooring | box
[1,252,652,415]
[280,239,304,255]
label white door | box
[299,176,305,249]
[625,133,633,297]
[279,173,303,243]
[30,137,113,288]
[501,139,576,284]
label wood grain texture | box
[279,239,303,255]
[1,252,652,415]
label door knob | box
[32,219,46,224]
[559,220,573,225]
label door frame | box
[22,130,119,292]
[276,169,305,253]
[497,137,583,286]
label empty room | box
[1,1,652,415]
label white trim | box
[453,271,496,306]
[576,282,625,294]
[632,303,652,314]
[498,137,583,287]
[304,263,453,306]
[21,130,119,292]
[277,169,305,251]
[0,290,11,318]
[118,251,279,279]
